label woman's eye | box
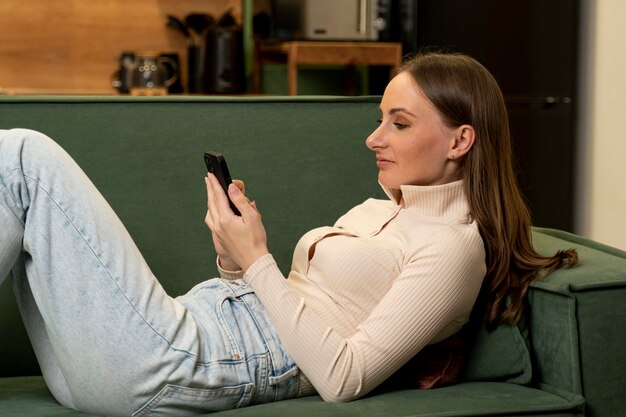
[376,118,408,129]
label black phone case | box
[204,152,241,216]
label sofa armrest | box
[528,228,626,417]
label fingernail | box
[229,183,240,194]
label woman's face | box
[366,72,462,189]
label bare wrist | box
[241,249,271,272]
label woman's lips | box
[376,158,394,168]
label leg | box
[12,258,76,409]
[0,129,232,415]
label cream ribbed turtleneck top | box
[220,180,486,402]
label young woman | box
[0,52,576,416]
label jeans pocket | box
[268,366,300,386]
[132,383,254,417]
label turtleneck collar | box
[381,179,471,220]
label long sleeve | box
[216,256,244,280]
[243,224,485,402]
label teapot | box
[112,52,179,94]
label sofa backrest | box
[0,96,384,376]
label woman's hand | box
[206,179,243,271]
[204,174,269,272]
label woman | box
[0,52,576,416]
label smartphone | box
[204,151,241,216]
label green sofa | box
[1,96,625,417]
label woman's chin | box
[378,175,399,190]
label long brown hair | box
[401,52,578,328]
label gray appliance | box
[271,0,390,40]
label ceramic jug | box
[112,52,179,93]
[128,54,178,90]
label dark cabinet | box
[372,0,579,231]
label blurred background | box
[0,0,624,251]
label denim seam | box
[21,173,197,358]
[192,352,268,367]
[240,296,277,374]
[0,169,27,227]
[214,296,243,360]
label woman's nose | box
[366,125,384,150]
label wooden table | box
[253,41,403,95]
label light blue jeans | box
[0,129,301,416]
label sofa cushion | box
[460,303,533,385]
[0,376,584,417]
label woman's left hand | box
[204,173,269,271]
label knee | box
[4,129,71,168]
[9,128,60,151]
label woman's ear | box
[450,124,475,158]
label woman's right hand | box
[207,179,246,271]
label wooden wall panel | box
[0,0,241,94]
